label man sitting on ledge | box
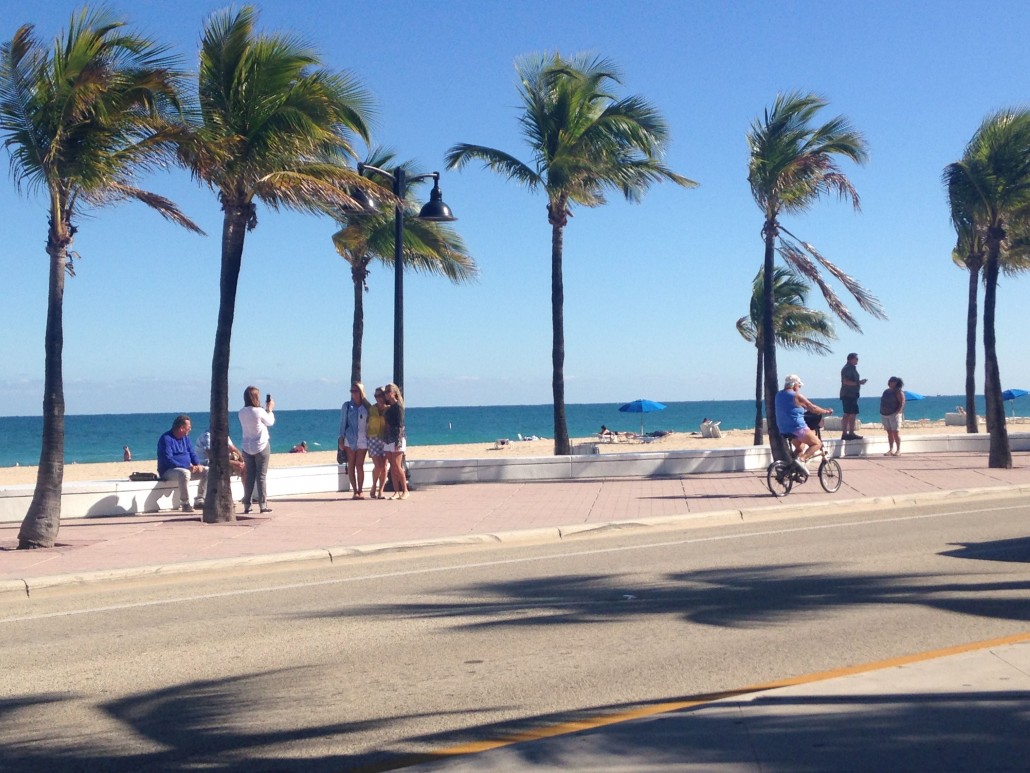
[157,415,207,513]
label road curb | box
[3,484,1027,597]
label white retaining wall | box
[1,432,1027,523]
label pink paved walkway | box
[3,450,1030,590]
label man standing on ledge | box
[840,352,867,440]
[157,415,207,512]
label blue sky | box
[1,0,1029,417]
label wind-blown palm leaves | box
[334,149,477,385]
[944,109,1030,468]
[446,53,696,455]
[737,266,836,445]
[949,177,1030,436]
[0,9,202,549]
[180,6,373,522]
[747,92,884,460]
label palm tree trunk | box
[964,264,979,433]
[761,224,789,462]
[18,218,70,549]
[982,236,1011,468]
[204,203,250,522]
[550,220,570,455]
[350,261,366,384]
[753,346,764,445]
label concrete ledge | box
[0,463,350,523]
[3,434,1029,523]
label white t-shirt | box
[238,406,275,455]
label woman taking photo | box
[366,386,389,499]
[339,382,371,499]
[238,386,275,514]
[383,382,409,500]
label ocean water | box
[0,395,984,468]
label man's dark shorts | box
[841,396,860,415]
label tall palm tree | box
[950,209,985,433]
[334,149,477,385]
[180,6,372,521]
[446,53,696,455]
[747,92,884,461]
[950,217,1030,434]
[737,266,836,445]
[0,10,201,549]
[944,109,1030,467]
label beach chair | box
[700,420,722,438]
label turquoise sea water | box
[0,395,985,468]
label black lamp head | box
[418,177,457,222]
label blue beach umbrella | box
[1002,388,1029,415]
[618,398,667,435]
[903,390,925,401]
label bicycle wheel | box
[818,457,843,493]
[766,461,793,497]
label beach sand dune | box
[0,421,970,486]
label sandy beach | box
[0,421,978,487]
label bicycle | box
[765,449,842,497]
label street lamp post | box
[356,164,456,393]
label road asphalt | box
[2,447,1029,770]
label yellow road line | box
[429,631,1030,759]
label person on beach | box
[880,376,906,456]
[156,415,207,512]
[840,352,867,440]
[290,441,308,453]
[383,382,409,499]
[122,445,131,462]
[775,374,833,474]
[239,386,275,514]
[339,382,371,499]
[366,386,389,499]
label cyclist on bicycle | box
[775,375,834,474]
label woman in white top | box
[238,385,275,514]
[338,382,371,499]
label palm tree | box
[334,149,477,385]
[737,266,836,445]
[944,110,1030,467]
[950,220,1030,435]
[747,92,884,461]
[950,209,985,433]
[0,10,202,549]
[446,53,696,455]
[180,6,372,521]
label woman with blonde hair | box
[338,382,371,498]
[238,386,275,513]
[366,386,389,499]
[382,382,409,499]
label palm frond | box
[778,243,862,332]
[445,143,541,188]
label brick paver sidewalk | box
[3,450,1029,591]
